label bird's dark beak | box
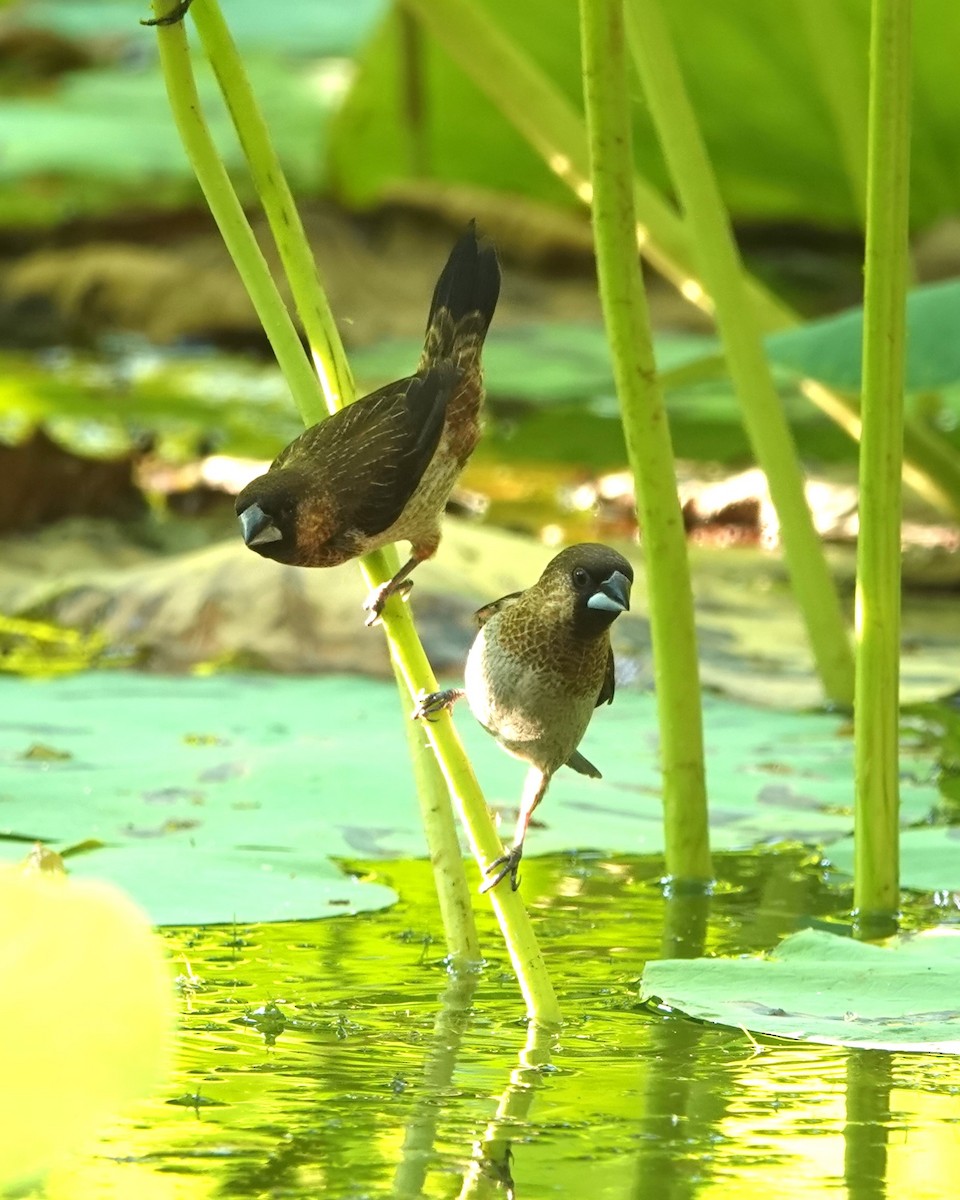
[238,502,283,548]
[586,569,631,614]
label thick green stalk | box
[151,0,559,1020]
[397,0,960,521]
[179,0,479,966]
[854,0,912,922]
[151,8,324,426]
[579,0,711,884]
[626,0,854,706]
[369,572,562,1024]
[187,0,354,409]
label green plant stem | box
[151,4,324,426]
[396,0,960,522]
[151,0,560,1019]
[364,558,561,1024]
[397,680,481,964]
[625,0,854,707]
[163,0,480,965]
[187,0,354,411]
[853,0,912,923]
[579,0,711,885]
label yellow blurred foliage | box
[0,856,174,1190]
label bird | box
[414,543,633,891]
[235,223,501,624]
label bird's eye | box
[572,567,590,589]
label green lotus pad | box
[0,673,942,926]
[641,927,960,1053]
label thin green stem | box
[800,378,960,521]
[188,0,355,411]
[150,5,324,426]
[162,0,479,964]
[853,0,912,923]
[397,672,482,965]
[579,0,711,884]
[626,0,854,707]
[151,0,559,1018]
[366,556,561,1024]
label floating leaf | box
[641,927,960,1052]
[0,673,940,925]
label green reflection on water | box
[60,850,960,1200]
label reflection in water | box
[393,971,479,1199]
[844,1050,892,1200]
[632,889,714,1200]
[59,852,960,1198]
[458,1021,558,1200]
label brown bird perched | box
[415,543,633,891]
[235,224,501,623]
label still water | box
[42,849,960,1199]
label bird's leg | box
[480,769,549,894]
[141,0,194,25]
[411,687,465,722]
[362,549,429,627]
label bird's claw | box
[362,579,414,627]
[411,688,465,722]
[141,0,194,25]
[479,846,522,894]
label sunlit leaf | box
[0,673,940,924]
[641,927,960,1052]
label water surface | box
[49,850,960,1199]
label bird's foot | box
[479,845,523,894]
[362,579,414,627]
[141,0,194,25]
[411,688,465,722]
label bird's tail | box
[420,221,501,370]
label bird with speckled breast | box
[415,543,633,891]
[235,224,501,624]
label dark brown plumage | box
[415,543,633,891]
[235,224,501,623]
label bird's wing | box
[596,648,616,707]
[280,363,459,538]
[566,652,617,778]
[473,591,522,628]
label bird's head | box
[537,543,634,637]
[235,469,302,564]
